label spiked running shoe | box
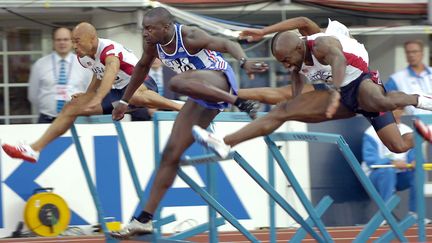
[110,218,153,240]
[1,144,39,163]
[192,125,231,158]
[236,100,260,119]
[414,119,432,143]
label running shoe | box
[110,218,153,239]
[416,94,432,111]
[414,119,432,143]
[236,100,260,119]
[1,143,39,163]
[192,125,231,158]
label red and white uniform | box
[77,38,137,89]
[300,33,369,87]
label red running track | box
[0,225,431,243]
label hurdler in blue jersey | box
[110,7,268,239]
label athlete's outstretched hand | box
[243,61,269,79]
[112,101,128,121]
[239,28,265,42]
[326,90,340,118]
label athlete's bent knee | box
[168,76,185,93]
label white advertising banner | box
[0,119,310,237]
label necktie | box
[56,59,67,113]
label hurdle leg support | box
[265,136,333,243]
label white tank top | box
[300,33,369,87]
[77,38,139,89]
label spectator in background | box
[362,108,431,224]
[385,40,432,115]
[28,27,93,123]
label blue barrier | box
[412,114,432,242]
[71,111,428,242]
[72,115,197,243]
[267,132,410,241]
[154,112,328,243]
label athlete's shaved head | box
[73,22,97,39]
[144,7,175,25]
[271,31,306,72]
[272,31,302,56]
[72,22,98,58]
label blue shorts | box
[189,65,239,110]
[340,72,395,131]
[101,77,158,114]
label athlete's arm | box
[95,55,120,101]
[112,43,156,120]
[71,74,99,99]
[312,37,345,118]
[312,37,346,90]
[121,44,157,103]
[183,26,268,78]
[83,56,120,112]
[85,74,100,94]
[239,17,321,42]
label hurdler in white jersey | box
[1,22,182,164]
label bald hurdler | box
[2,22,182,162]
[194,30,432,158]
[237,17,351,104]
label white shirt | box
[301,33,369,87]
[27,52,93,117]
[78,38,140,89]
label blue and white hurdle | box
[153,112,331,243]
[70,111,429,242]
[72,115,196,243]
[153,111,418,242]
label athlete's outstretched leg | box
[2,93,102,162]
[357,79,425,113]
[31,93,102,151]
[192,90,354,158]
[130,85,182,111]
[224,90,354,147]
[238,84,315,104]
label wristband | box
[239,57,247,69]
[119,99,129,106]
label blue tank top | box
[156,24,228,73]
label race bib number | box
[164,58,196,73]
